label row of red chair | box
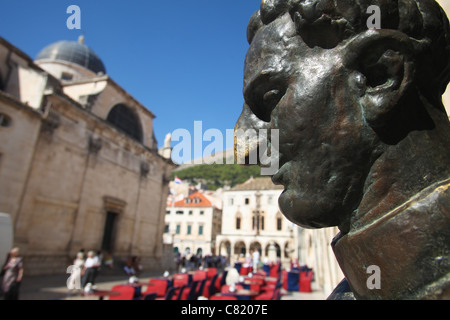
[282,269,314,293]
[208,266,284,301]
[108,266,286,300]
[143,268,221,300]
[235,262,281,278]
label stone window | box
[61,72,73,81]
[236,214,242,230]
[252,210,265,232]
[0,113,11,128]
[276,213,283,231]
[107,104,143,143]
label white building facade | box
[164,191,222,257]
[215,177,298,268]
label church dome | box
[35,37,106,75]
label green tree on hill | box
[171,163,261,190]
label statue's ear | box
[343,29,418,127]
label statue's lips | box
[272,161,289,186]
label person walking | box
[252,249,260,271]
[2,248,24,300]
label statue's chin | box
[278,189,341,229]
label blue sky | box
[0,0,261,153]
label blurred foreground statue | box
[235,0,450,299]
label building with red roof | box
[164,190,222,258]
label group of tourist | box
[123,256,143,276]
[174,253,228,273]
[236,249,262,271]
[70,249,114,290]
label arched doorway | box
[219,240,231,257]
[265,242,282,260]
[249,241,262,253]
[234,241,246,258]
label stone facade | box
[298,228,344,297]
[0,37,176,276]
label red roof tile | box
[173,191,212,207]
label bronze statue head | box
[235,0,450,299]
[236,0,450,233]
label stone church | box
[0,36,176,275]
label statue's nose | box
[234,103,269,165]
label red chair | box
[156,286,177,300]
[171,285,188,300]
[206,268,217,279]
[143,293,157,300]
[201,279,212,298]
[253,271,267,278]
[108,285,135,300]
[142,278,168,298]
[253,290,273,300]
[299,271,313,293]
[202,274,219,298]
[274,287,283,300]
[193,270,207,281]
[244,277,264,293]
[210,294,238,300]
[269,263,281,278]
[240,266,252,276]
[214,274,223,292]
[178,286,191,300]
[282,270,288,290]
[253,283,283,300]
[186,281,201,300]
[245,277,264,285]
[249,284,261,293]
[264,272,282,292]
[173,273,190,287]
